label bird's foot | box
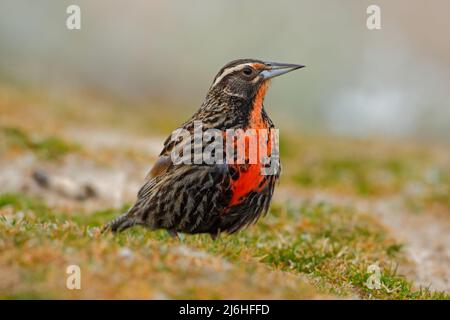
[210,230,221,241]
[167,229,179,240]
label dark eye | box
[242,67,253,76]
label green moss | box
[4,292,53,300]
[292,155,425,196]
[70,205,130,227]
[0,193,50,217]
[1,127,80,160]
[1,191,448,299]
[174,200,449,299]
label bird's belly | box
[227,119,273,207]
[229,164,267,206]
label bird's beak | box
[261,62,305,80]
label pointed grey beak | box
[261,62,305,80]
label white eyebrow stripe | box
[212,63,254,88]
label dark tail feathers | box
[101,209,139,233]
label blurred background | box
[0,0,449,142]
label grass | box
[280,136,450,214]
[0,193,447,299]
[293,157,412,195]
[258,203,446,299]
[0,85,449,299]
[0,126,80,160]
[187,201,447,299]
[0,193,322,299]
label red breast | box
[229,81,271,206]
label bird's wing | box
[132,163,233,233]
[144,155,172,181]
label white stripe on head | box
[212,63,254,88]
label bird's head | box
[209,59,304,100]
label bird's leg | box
[210,230,221,241]
[167,229,179,240]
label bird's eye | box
[242,67,253,76]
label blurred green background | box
[0,0,449,141]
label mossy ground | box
[0,85,449,299]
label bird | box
[103,59,304,239]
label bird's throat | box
[248,80,270,129]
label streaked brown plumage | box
[103,59,304,238]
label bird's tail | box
[101,208,139,233]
